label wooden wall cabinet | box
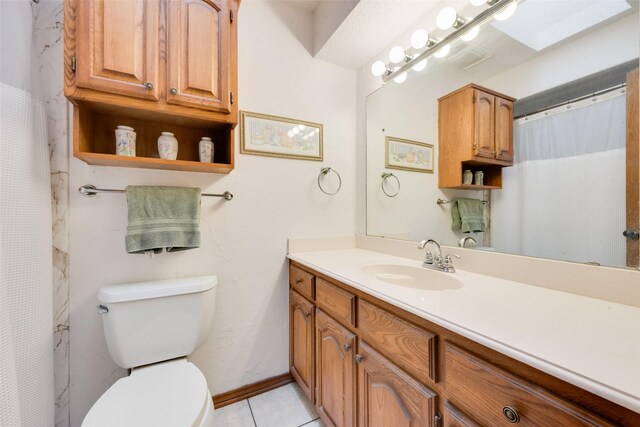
[289,261,640,427]
[438,84,516,189]
[64,0,239,173]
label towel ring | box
[381,172,400,197]
[318,167,342,195]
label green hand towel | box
[451,198,485,234]
[125,186,201,254]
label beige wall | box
[68,1,357,424]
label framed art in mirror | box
[384,136,434,174]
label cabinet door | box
[167,0,231,113]
[357,341,437,427]
[316,309,356,427]
[473,89,496,159]
[76,0,159,100]
[495,97,514,163]
[290,290,315,403]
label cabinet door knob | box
[170,87,178,95]
[144,82,154,90]
[304,312,311,319]
[355,354,363,363]
[502,406,520,423]
[344,343,351,351]
[623,229,639,240]
[295,278,303,284]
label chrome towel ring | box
[318,167,342,195]
[381,172,400,197]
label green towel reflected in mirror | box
[451,198,485,234]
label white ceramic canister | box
[474,171,484,186]
[199,137,214,163]
[158,132,178,160]
[463,170,473,185]
[115,125,136,157]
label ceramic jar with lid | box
[115,125,136,157]
[158,132,178,160]
[199,137,214,163]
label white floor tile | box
[248,383,318,427]
[212,399,256,427]
[300,420,324,427]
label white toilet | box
[82,276,218,427]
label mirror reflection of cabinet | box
[438,84,516,189]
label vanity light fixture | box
[437,7,466,30]
[370,0,518,84]
[410,29,437,50]
[434,44,451,59]
[494,2,517,20]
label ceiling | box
[282,0,638,72]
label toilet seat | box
[82,359,212,427]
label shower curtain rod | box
[514,83,626,120]
[78,185,233,200]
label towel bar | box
[437,198,487,205]
[78,185,233,200]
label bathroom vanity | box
[288,239,640,426]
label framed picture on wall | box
[385,136,434,173]
[240,111,323,161]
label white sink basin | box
[361,264,463,291]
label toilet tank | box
[98,276,217,369]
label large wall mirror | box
[366,0,640,269]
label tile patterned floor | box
[212,383,324,427]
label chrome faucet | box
[417,239,461,273]
[459,236,477,248]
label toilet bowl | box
[82,276,218,427]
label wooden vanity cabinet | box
[288,261,640,427]
[358,341,437,427]
[438,84,515,189]
[290,290,315,403]
[64,0,239,173]
[316,309,357,427]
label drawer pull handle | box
[355,354,364,364]
[344,343,351,352]
[502,406,520,423]
[169,87,178,95]
[295,278,303,284]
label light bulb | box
[393,72,407,84]
[434,44,450,59]
[293,127,300,135]
[460,25,480,41]
[494,2,517,21]
[412,59,427,72]
[470,0,487,6]
[437,7,458,30]
[389,46,406,64]
[371,60,387,77]
[411,29,429,49]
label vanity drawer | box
[444,343,613,427]
[357,299,437,384]
[289,265,315,300]
[315,278,356,327]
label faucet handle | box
[424,250,434,264]
[443,254,461,272]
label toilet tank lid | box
[99,275,217,303]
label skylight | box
[491,0,632,51]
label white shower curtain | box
[0,82,54,426]
[492,92,626,267]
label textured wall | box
[67,1,356,424]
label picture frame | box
[384,136,434,173]
[240,111,323,161]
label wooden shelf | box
[73,101,234,174]
[445,184,502,191]
[75,152,234,173]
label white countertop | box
[288,248,640,413]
